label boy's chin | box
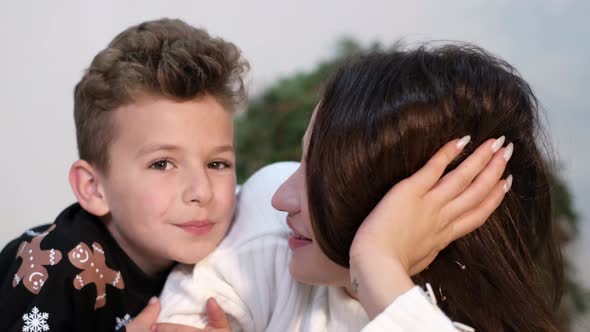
[172,224,230,264]
[172,243,218,265]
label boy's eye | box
[149,160,174,171]
[208,161,231,170]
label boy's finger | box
[429,137,503,203]
[409,136,471,194]
[442,144,511,220]
[447,177,510,241]
[129,297,160,329]
[205,297,230,329]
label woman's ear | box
[69,160,110,216]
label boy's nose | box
[182,171,213,205]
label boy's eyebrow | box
[136,144,234,156]
[211,145,235,154]
[136,144,181,156]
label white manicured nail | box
[503,142,514,161]
[491,136,505,153]
[456,135,471,149]
[503,174,513,193]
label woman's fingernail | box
[491,136,506,153]
[503,174,513,193]
[456,135,471,149]
[149,296,158,305]
[503,142,514,161]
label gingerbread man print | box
[13,224,63,294]
[68,242,125,309]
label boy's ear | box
[69,160,110,216]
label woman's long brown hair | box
[306,44,563,331]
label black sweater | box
[0,203,170,331]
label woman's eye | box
[149,160,174,171]
[209,161,231,170]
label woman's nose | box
[271,169,301,213]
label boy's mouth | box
[177,220,214,236]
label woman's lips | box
[177,220,214,235]
[286,219,312,250]
[288,234,312,250]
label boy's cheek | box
[220,183,237,214]
[109,178,176,219]
[138,191,176,219]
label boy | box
[0,18,246,331]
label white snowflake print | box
[115,314,132,331]
[22,306,50,332]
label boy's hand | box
[349,136,513,318]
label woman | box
[157,43,562,331]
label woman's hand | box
[156,298,231,332]
[349,136,513,318]
[125,297,161,332]
[126,297,231,332]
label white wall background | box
[0,0,588,329]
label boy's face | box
[97,95,236,275]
